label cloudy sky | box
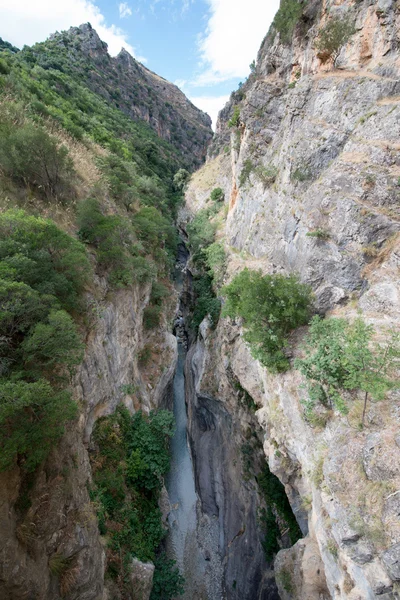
[0,0,280,127]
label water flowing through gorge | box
[166,342,207,599]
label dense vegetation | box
[223,269,312,372]
[0,210,90,471]
[90,406,184,598]
[273,0,304,43]
[295,316,400,426]
[186,190,227,330]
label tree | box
[0,122,74,198]
[315,15,356,66]
[22,309,84,379]
[223,269,312,372]
[173,168,190,191]
[295,316,400,426]
[0,379,77,472]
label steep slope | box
[183,0,400,598]
[27,23,212,168]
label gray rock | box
[129,558,155,600]
[382,543,400,581]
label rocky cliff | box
[182,0,400,598]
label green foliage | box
[295,316,400,425]
[0,209,90,312]
[0,210,87,472]
[0,379,77,472]
[255,165,278,186]
[249,60,256,74]
[239,159,254,187]
[173,168,190,191]
[0,117,74,200]
[186,209,217,262]
[143,305,162,330]
[150,553,185,600]
[306,228,330,240]
[22,309,84,379]
[210,187,224,203]
[223,269,312,372]
[132,206,178,268]
[191,274,221,331]
[316,15,356,64]
[273,0,304,43]
[258,462,302,561]
[91,407,177,595]
[228,106,240,128]
[291,166,312,182]
[0,58,10,75]
[77,198,159,287]
[202,242,226,287]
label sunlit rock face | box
[182,0,400,597]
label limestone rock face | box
[182,0,400,597]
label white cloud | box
[196,0,280,85]
[119,2,132,19]
[0,0,138,58]
[189,94,229,130]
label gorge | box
[1,0,400,598]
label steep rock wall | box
[183,0,400,597]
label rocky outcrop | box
[183,0,400,597]
[47,24,212,168]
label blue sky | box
[0,0,280,126]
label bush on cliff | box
[223,269,312,372]
[295,315,400,425]
[0,210,89,472]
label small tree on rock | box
[315,15,356,66]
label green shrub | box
[0,211,87,472]
[186,209,217,262]
[0,209,90,312]
[143,305,162,330]
[191,274,221,331]
[0,58,10,75]
[150,553,185,600]
[203,242,226,287]
[316,15,356,65]
[173,168,190,191]
[22,309,84,379]
[0,121,74,199]
[90,407,176,594]
[291,166,312,182]
[77,198,156,287]
[228,106,240,128]
[223,269,312,372]
[0,379,77,472]
[210,187,224,203]
[295,316,400,425]
[273,0,303,43]
[239,159,254,187]
[306,229,330,240]
[255,165,278,186]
